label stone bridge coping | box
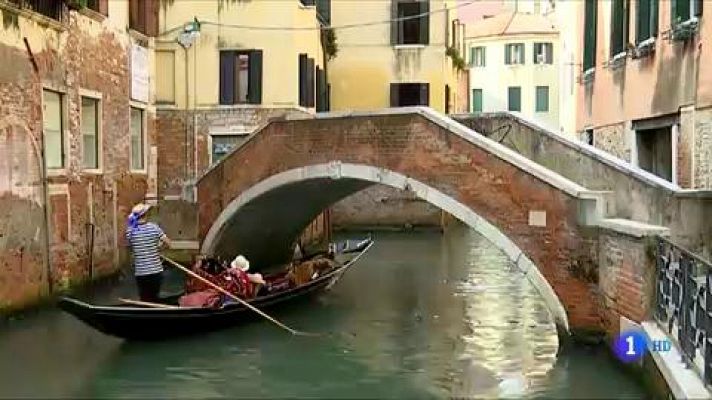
[451,111,682,193]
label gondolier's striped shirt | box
[125,222,166,276]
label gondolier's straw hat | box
[131,203,152,218]
[230,255,250,272]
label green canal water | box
[0,225,647,398]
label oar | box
[118,298,180,309]
[161,254,319,337]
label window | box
[210,134,247,165]
[533,42,553,64]
[505,43,525,65]
[390,83,429,107]
[472,89,483,112]
[610,0,629,57]
[672,0,703,25]
[15,0,66,21]
[130,107,145,171]
[584,128,594,145]
[316,67,329,112]
[299,54,315,108]
[636,127,672,181]
[583,0,598,72]
[391,0,429,45]
[507,87,521,112]
[535,86,549,112]
[42,90,64,169]
[219,50,263,105]
[81,97,100,169]
[156,51,175,104]
[636,0,659,43]
[85,0,108,15]
[445,84,451,114]
[128,0,158,36]
[470,46,486,67]
[316,0,331,25]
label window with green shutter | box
[672,0,703,25]
[472,89,483,112]
[535,86,549,112]
[507,87,521,112]
[505,43,524,65]
[610,0,628,57]
[583,0,598,72]
[470,46,485,67]
[636,0,659,43]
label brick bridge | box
[196,107,680,338]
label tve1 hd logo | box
[612,329,672,363]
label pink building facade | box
[576,0,712,189]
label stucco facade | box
[328,0,465,113]
[151,1,329,240]
[576,0,712,189]
[467,23,561,130]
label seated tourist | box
[219,255,265,305]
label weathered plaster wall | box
[0,4,156,310]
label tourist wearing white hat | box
[125,203,172,302]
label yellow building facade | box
[154,0,325,110]
[329,0,465,113]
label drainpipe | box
[23,37,53,294]
[184,45,190,196]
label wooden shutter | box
[129,0,140,31]
[419,83,429,106]
[145,0,159,37]
[219,51,235,105]
[677,0,690,20]
[98,0,108,16]
[651,0,659,36]
[445,85,450,114]
[247,50,263,104]
[391,0,399,45]
[390,84,400,107]
[316,67,325,112]
[298,54,308,107]
[418,1,429,45]
[695,0,703,16]
[583,0,597,71]
[307,58,316,108]
[546,43,553,63]
[637,0,650,43]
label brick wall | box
[0,10,155,310]
[331,184,443,229]
[597,230,657,336]
[156,107,317,241]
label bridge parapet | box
[453,112,712,259]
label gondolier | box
[125,203,172,302]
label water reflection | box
[0,224,646,399]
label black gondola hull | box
[59,239,372,341]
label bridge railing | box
[655,236,712,386]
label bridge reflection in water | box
[0,224,646,398]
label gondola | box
[58,238,374,341]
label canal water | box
[0,224,647,398]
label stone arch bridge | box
[196,107,664,337]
